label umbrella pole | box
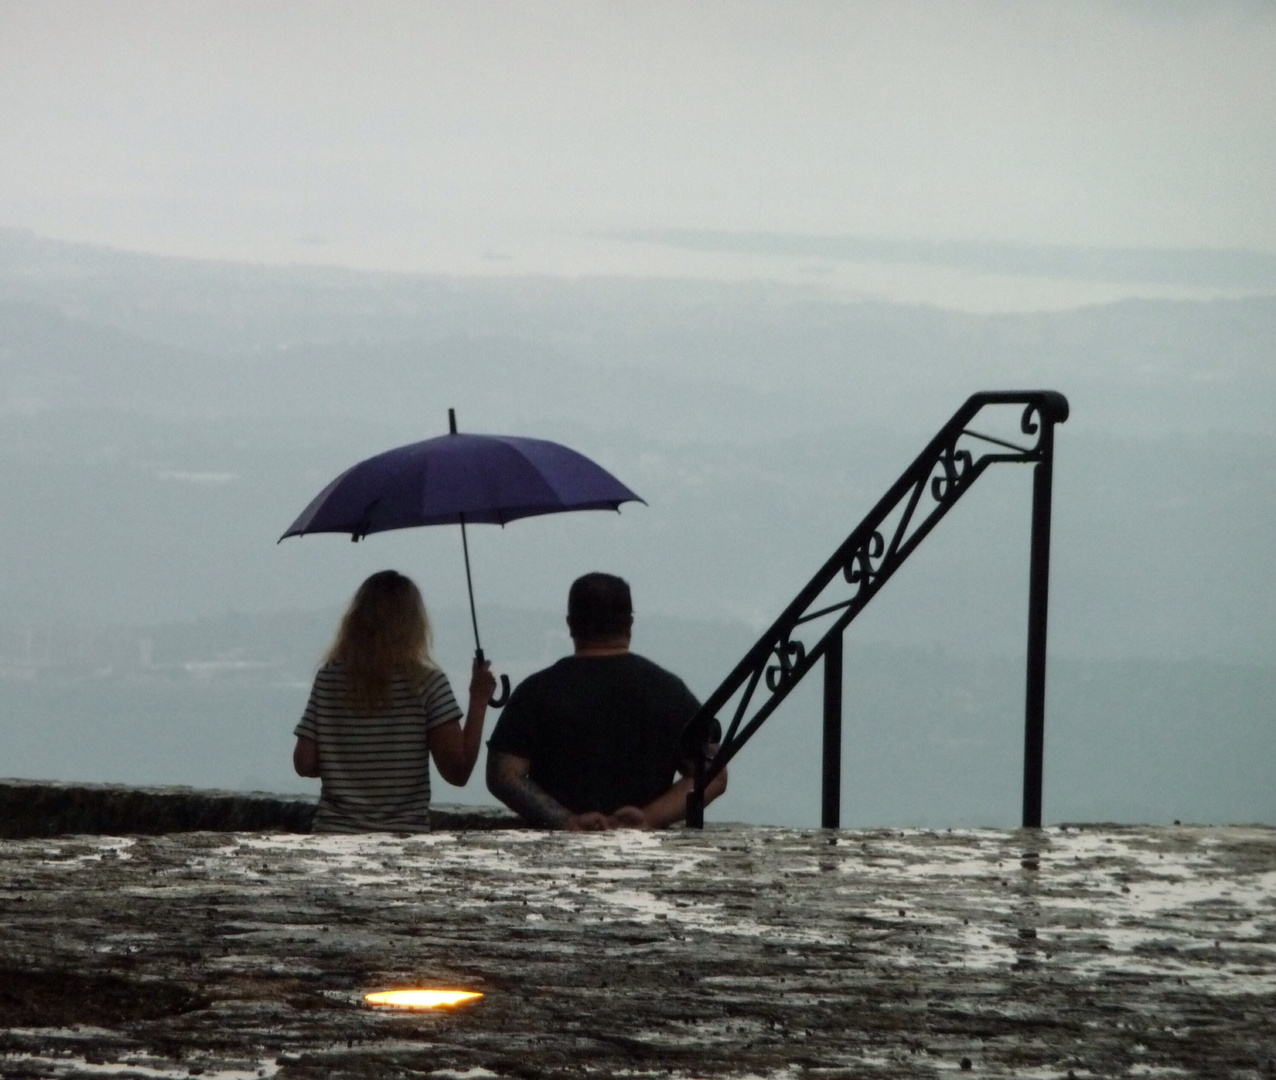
[459,512,509,707]
[451,409,484,659]
[452,408,508,707]
[459,513,483,659]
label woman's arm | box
[293,735,321,778]
[429,659,497,786]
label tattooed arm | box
[486,750,608,830]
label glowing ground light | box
[364,989,483,1010]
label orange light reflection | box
[365,989,483,1010]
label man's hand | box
[620,763,728,830]
[610,805,652,830]
[565,811,613,832]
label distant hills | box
[1,229,1272,825]
[615,229,1276,290]
[2,227,1273,659]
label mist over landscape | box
[2,2,1274,829]
[2,228,1273,827]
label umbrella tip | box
[448,408,457,435]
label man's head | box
[567,572,633,648]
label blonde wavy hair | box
[325,570,436,709]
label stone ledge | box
[0,779,521,838]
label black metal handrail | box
[684,390,1070,829]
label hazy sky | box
[3,1,1275,299]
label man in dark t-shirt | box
[486,573,727,830]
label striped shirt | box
[294,661,462,833]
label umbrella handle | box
[490,674,510,709]
[475,647,510,708]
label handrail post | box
[686,751,705,829]
[1021,420,1056,828]
[821,631,844,828]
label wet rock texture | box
[1,823,1274,1078]
[0,781,318,839]
[0,780,517,840]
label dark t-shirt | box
[487,653,707,815]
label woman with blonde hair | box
[292,570,496,832]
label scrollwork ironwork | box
[842,530,884,593]
[765,638,806,692]
[930,446,973,501]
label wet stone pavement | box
[1,822,1274,1079]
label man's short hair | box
[567,572,633,642]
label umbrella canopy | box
[281,431,643,540]
[279,414,645,705]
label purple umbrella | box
[280,410,644,702]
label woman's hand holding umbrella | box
[429,654,499,788]
[469,656,497,711]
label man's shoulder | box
[525,657,578,682]
[555,652,685,683]
[505,657,575,700]
[508,653,691,696]
[622,654,699,703]
[625,652,687,681]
